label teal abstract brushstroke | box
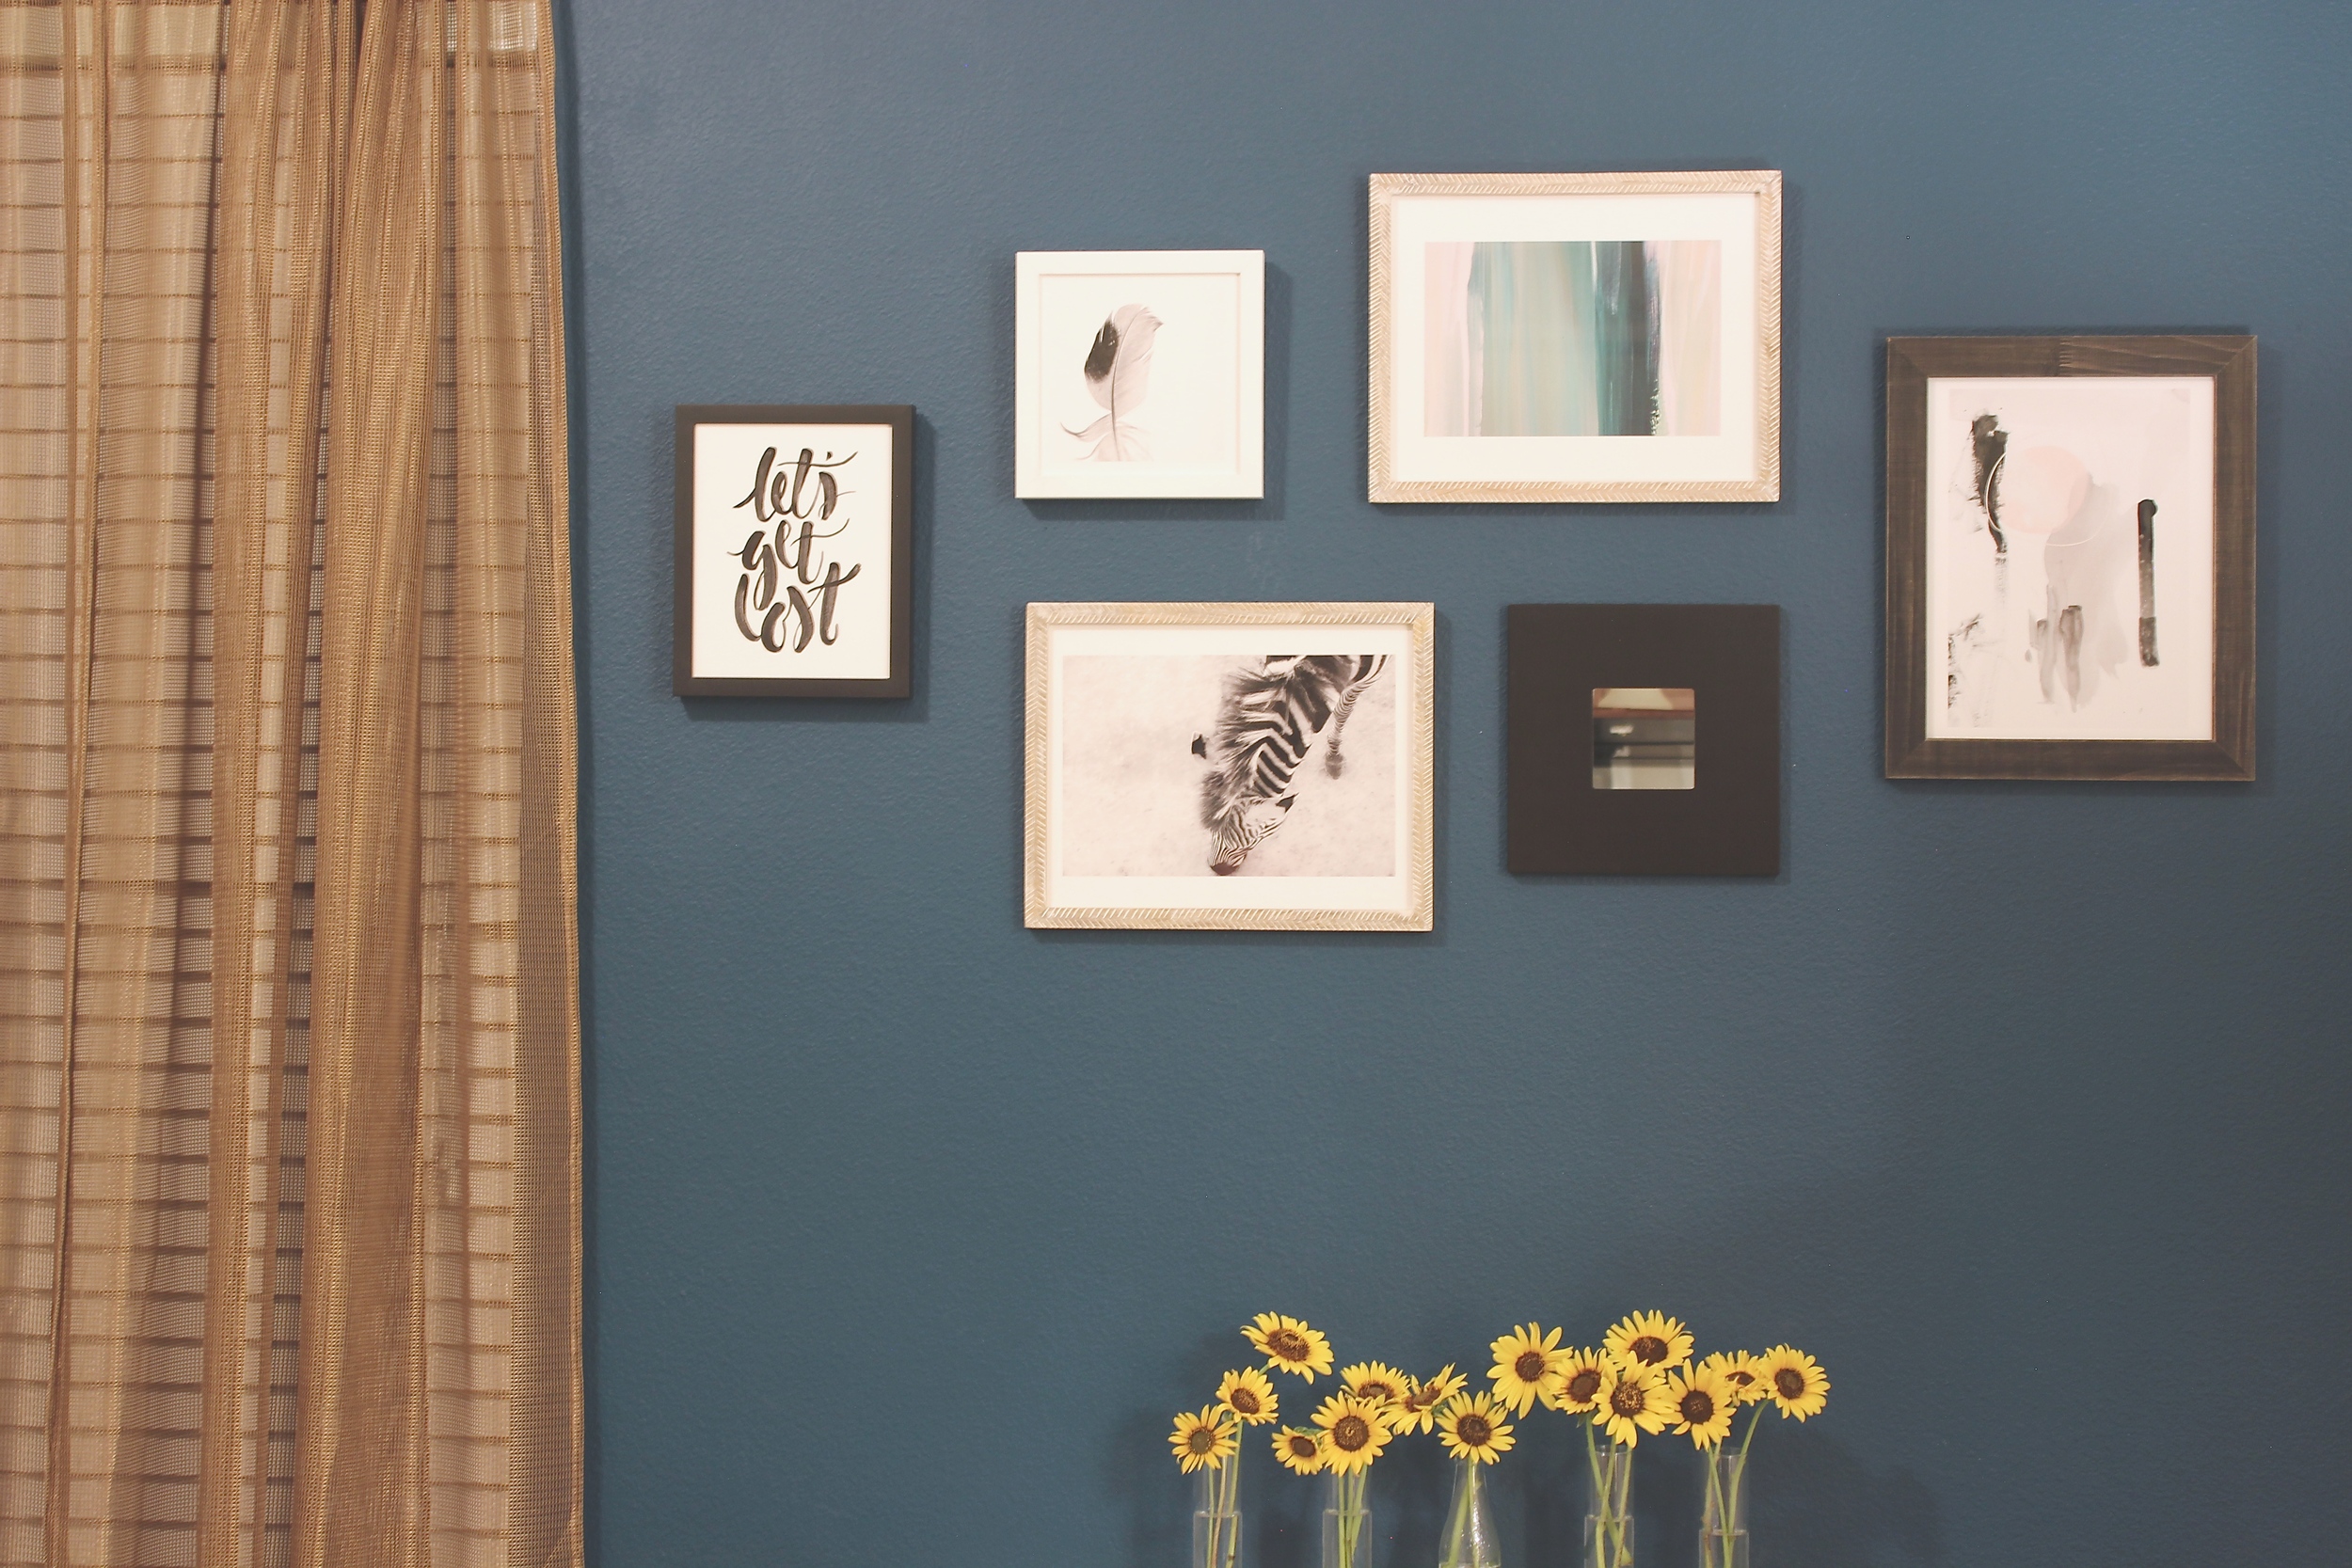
[1426,240,1720,437]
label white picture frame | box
[1025,602,1435,931]
[1014,250,1265,499]
[1368,171,1782,504]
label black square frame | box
[1507,605,1781,877]
[673,404,914,698]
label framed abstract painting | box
[1883,335,2255,781]
[1014,250,1265,499]
[1368,170,1781,503]
[1025,602,1435,931]
[673,404,914,698]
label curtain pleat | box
[0,5,580,1566]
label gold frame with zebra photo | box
[1025,602,1437,931]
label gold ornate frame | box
[1368,170,1782,504]
[1025,602,1437,931]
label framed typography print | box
[1884,336,2255,780]
[673,404,913,697]
[1507,604,1781,876]
[1014,250,1265,499]
[1025,602,1435,931]
[1368,171,1781,503]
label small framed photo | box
[1025,602,1434,931]
[1369,171,1782,504]
[1884,336,2255,780]
[673,404,913,698]
[1014,250,1264,499]
[1507,604,1781,876]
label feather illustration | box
[1064,302,1159,461]
[1196,655,1388,875]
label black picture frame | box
[1507,605,1782,877]
[1884,336,2254,780]
[673,404,914,698]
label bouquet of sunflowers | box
[1488,1313,1830,1568]
[1170,1310,1828,1568]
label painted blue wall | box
[564,2,2351,1562]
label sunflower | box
[1697,1350,1768,1406]
[1592,1361,1672,1449]
[1272,1425,1327,1475]
[1342,1361,1411,1409]
[1602,1312,1693,1375]
[1244,1312,1335,1380]
[1662,1363,1736,1449]
[1436,1391,1517,1465]
[1753,1345,1829,1420]
[1541,1347,1611,1415]
[1488,1322,1570,1416]
[1216,1367,1279,1426]
[1170,1404,1238,1472]
[1388,1364,1464,1434]
[1312,1393,1394,1476]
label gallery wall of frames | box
[674,172,2256,922]
[577,6,2347,1567]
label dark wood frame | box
[673,404,914,698]
[1884,337,2254,780]
[1507,604,1781,877]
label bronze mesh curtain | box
[0,3,581,1565]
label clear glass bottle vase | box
[1193,1461,1243,1568]
[1698,1446,1748,1568]
[1438,1455,1500,1568]
[1582,1440,1633,1568]
[1321,1468,1371,1568]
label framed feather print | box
[1368,171,1782,503]
[673,404,914,697]
[1025,602,1435,931]
[1014,251,1265,499]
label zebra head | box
[1207,793,1295,876]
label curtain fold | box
[0,4,580,1565]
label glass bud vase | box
[1322,1468,1371,1568]
[1582,1441,1633,1568]
[1438,1455,1500,1568]
[1698,1447,1748,1568]
[1194,1462,1243,1568]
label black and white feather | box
[1065,303,1159,461]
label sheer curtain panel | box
[0,4,581,1565]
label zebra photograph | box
[1026,602,1434,930]
[1055,653,1396,879]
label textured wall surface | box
[562,3,2351,1562]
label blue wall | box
[564,3,2351,1562]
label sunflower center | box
[1360,1381,1394,1402]
[1513,1350,1546,1382]
[1332,1415,1372,1451]
[1679,1389,1715,1424]
[1610,1382,1647,1417]
[1456,1413,1491,1446]
[1286,1434,1318,1459]
[1230,1387,1261,1416]
[1629,1336,1668,1365]
[1187,1428,1216,1454]
[1267,1328,1309,1361]
[1773,1368,1805,1400]
[1566,1368,1603,1402]
[1726,1370,1755,1386]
